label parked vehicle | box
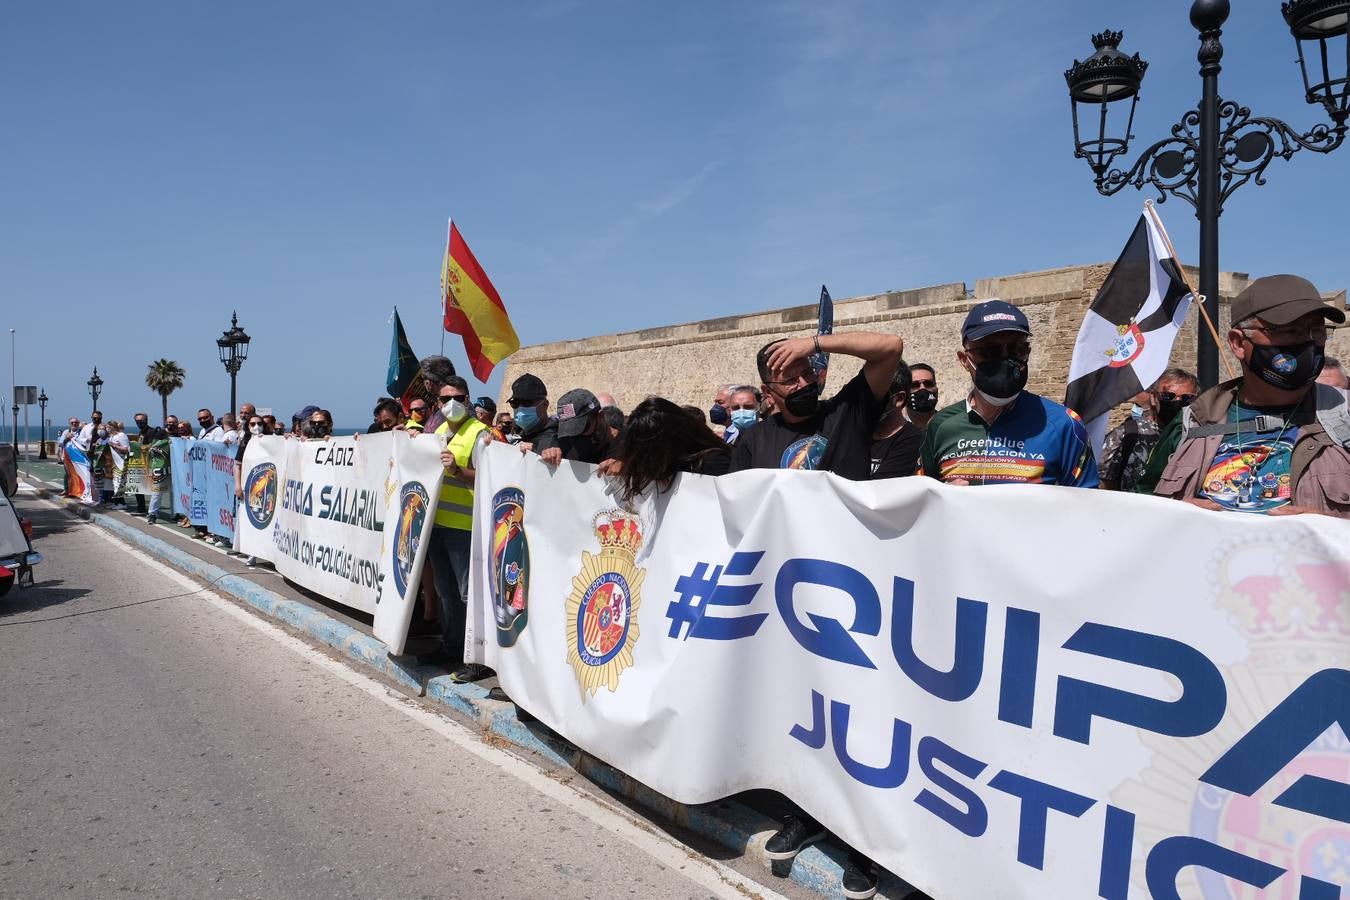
[0,446,41,597]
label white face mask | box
[974,387,1018,408]
[443,399,469,423]
[249,425,263,435]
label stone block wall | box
[500,264,1348,415]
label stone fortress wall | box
[499,263,1349,414]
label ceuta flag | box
[1064,206,1194,459]
[386,307,424,413]
[441,220,520,382]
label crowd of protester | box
[49,272,1350,900]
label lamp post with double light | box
[1064,0,1349,388]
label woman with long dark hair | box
[613,397,731,501]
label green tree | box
[145,359,186,424]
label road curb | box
[23,472,913,899]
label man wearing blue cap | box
[919,299,1098,487]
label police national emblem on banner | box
[244,461,278,529]
[390,481,431,599]
[565,509,645,698]
[1113,530,1350,899]
[490,487,530,647]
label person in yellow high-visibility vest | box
[416,375,493,682]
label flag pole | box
[440,217,450,356]
[1144,201,1237,382]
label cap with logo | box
[555,388,600,438]
[474,396,497,415]
[962,300,1032,344]
[1231,274,1346,327]
[509,373,548,404]
[293,404,321,423]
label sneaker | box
[146,516,157,526]
[841,851,879,900]
[449,663,494,684]
[764,815,826,861]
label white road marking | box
[82,522,788,900]
[16,483,38,496]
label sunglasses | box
[1157,391,1197,405]
[197,416,211,423]
[439,393,468,402]
[911,378,937,389]
[968,341,1031,361]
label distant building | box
[501,263,1348,412]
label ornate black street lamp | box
[86,367,103,418]
[37,388,47,459]
[216,312,250,417]
[1065,0,1349,387]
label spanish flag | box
[441,220,520,382]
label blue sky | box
[4,0,1348,428]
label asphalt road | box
[0,493,788,900]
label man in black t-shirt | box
[734,328,901,897]
[729,330,902,481]
[870,361,925,479]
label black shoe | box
[841,851,879,900]
[416,650,459,667]
[146,516,157,525]
[450,663,494,684]
[764,815,826,861]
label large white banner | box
[238,433,445,651]
[468,442,1350,900]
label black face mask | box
[1155,399,1186,426]
[972,358,1028,402]
[136,421,149,431]
[1247,340,1325,391]
[708,404,729,426]
[305,421,331,438]
[908,389,938,413]
[782,382,822,418]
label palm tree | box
[145,359,186,424]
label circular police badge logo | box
[576,573,632,666]
[390,482,431,599]
[243,462,278,529]
[565,510,645,699]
